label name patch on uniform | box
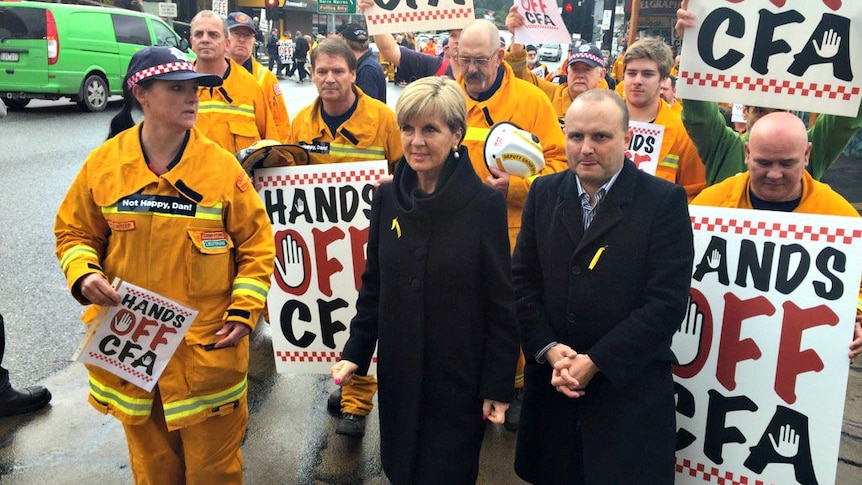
[201,230,228,249]
[299,142,330,154]
[107,220,137,232]
[236,174,252,192]
[117,194,197,217]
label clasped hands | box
[547,344,598,399]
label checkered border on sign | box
[680,71,861,100]
[275,350,378,363]
[676,458,769,485]
[690,216,862,245]
[126,287,194,318]
[261,168,388,187]
[633,126,661,137]
[88,351,153,382]
[367,7,473,24]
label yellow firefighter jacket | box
[251,58,291,142]
[458,62,568,248]
[289,85,402,169]
[196,57,279,154]
[55,125,274,430]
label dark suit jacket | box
[512,160,694,484]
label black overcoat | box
[512,160,694,484]
[341,147,520,485]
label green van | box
[0,1,190,111]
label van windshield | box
[0,6,47,42]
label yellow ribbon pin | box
[391,217,401,238]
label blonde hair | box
[395,77,466,141]
[623,36,673,79]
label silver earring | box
[453,147,460,159]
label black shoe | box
[327,387,342,415]
[336,413,366,438]
[0,385,52,417]
[504,387,524,432]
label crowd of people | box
[0,2,855,484]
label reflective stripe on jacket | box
[289,85,402,169]
[55,125,274,429]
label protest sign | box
[513,0,571,45]
[212,0,228,19]
[260,9,269,35]
[363,0,475,36]
[257,161,388,374]
[672,206,862,485]
[678,0,862,117]
[278,40,294,65]
[626,120,664,176]
[73,280,197,392]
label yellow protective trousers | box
[122,387,248,485]
[340,374,377,416]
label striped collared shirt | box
[575,168,622,230]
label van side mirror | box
[179,38,189,51]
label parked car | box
[537,43,563,62]
[0,1,190,111]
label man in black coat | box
[512,89,694,484]
[288,30,309,82]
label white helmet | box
[483,122,545,178]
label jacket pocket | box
[186,229,235,299]
[229,120,259,154]
[184,324,249,395]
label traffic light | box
[266,0,279,21]
[562,0,577,37]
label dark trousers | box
[288,59,307,81]
[267,54,282,74]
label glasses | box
[455,54,495,67]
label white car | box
[537,43,563,62]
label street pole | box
[602,0,616,51]
[627,0,640,50]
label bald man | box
[693,112,862,361]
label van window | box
[111,14,150,45]
[152,20,179,48]
[0,6,47,40]
[68,12,114,42]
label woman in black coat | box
[331,77,519,485]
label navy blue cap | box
[339,23,368,42]
[227,12,257,34]
[126,46,222,89]
[567,42,604,68]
